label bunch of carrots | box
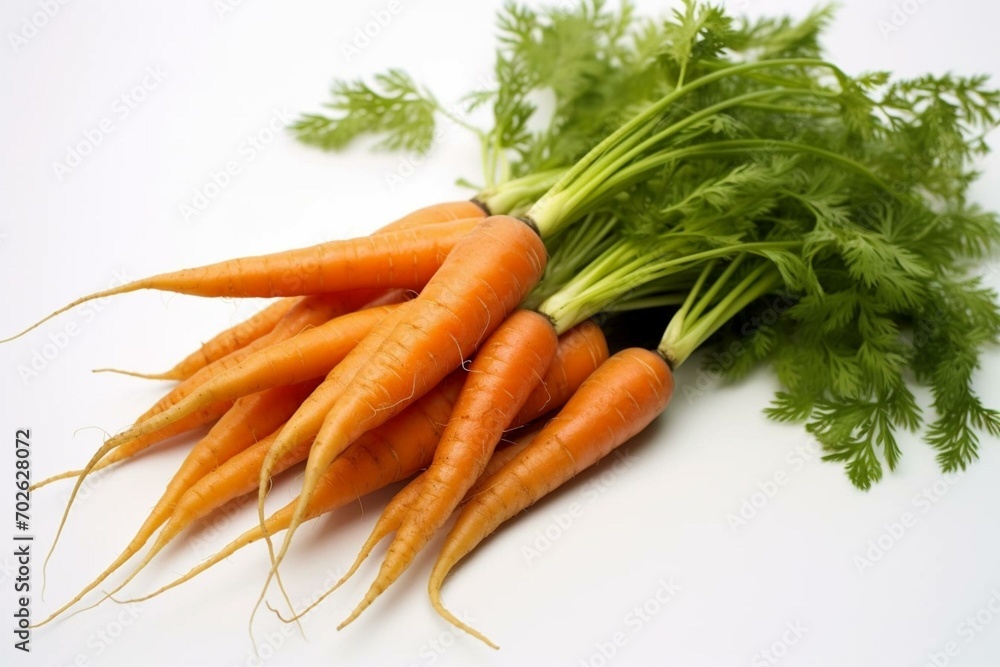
[8,0,1000,650]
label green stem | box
[526,58,846,236]
[478,169,566,215]
[658,261,782,368]
[593,139,891,206]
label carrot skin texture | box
[91,200,479,380]
[342,310,559,623]
[514,319,609,426]
[285,322,607,614]
[102,221,479,299]
[139,291,387,420]
[276,216,547,584]
[101,372,467,607]
[122,329,601,604]
[93,300,399,475]
[429,348,674,647]
[39,293,404,579]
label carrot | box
[261,215,547,594]
[322,427,543,611]
[250,303,413,616]
[118,302,400,444]
[86,197,479,381]
[472,428,540,490]
[428,348,675,647]
[41,299,399,580]
[35,197,483,370]
[339,310,559,626]
[138,290,394,421]
[3,218,479,343]
[94,298,301,381]
[120,372,466,605]
[275,323,607,621]
[90,372,466,614]
[515,320,608,423]
[34,381,320,626]
[122,327,601,607]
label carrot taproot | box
[120,372,466,605]
[93,298,301,381]
[471,428,540,492]
[250,303,413,618]
[122,329,600,608]
[67,197,484,377]
[339,310,559,626]
[331,319,607,603]
[276,323,607,622]
[3,218,480,344]
[33,381,320,626]
[115,303,399,444]
[318,427,542,615]
[41,300,399,580]
[86,372,466,617]
[428,348,675,647]
[261,215,547,594]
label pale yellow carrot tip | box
[92,367,176,381]
[29,469,84,492]
[430,594,499,650]
[1,284,138,344]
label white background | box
[2,1,1000,666]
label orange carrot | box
[515,320,609,424]
[121,372,465,604]
[3,218,480,343]
[340,310,559,625]
[94,298,301,381]
[41,299,399,578]
[117,303,400,445]
[262,215,547,590]
[138,290,391,422]
[89,372,466,613]
[428,348,675,647]
[34,381,319,626]
[277,323,607,621]
[122,331,598,606]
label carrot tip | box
[92,367,176,381]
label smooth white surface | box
[2,1,999,665]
